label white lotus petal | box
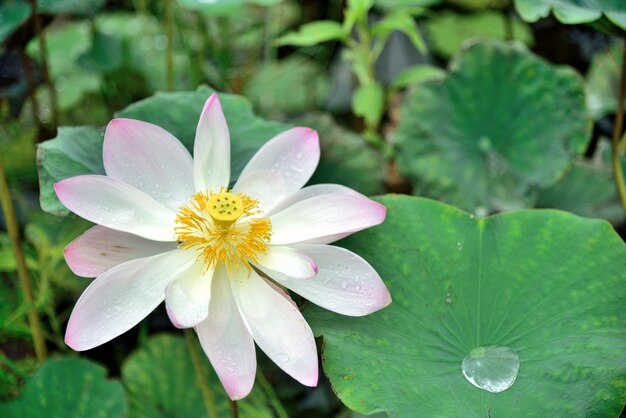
[196,269,256,400]
[103,118,194,210]
[194,93,230,192]
[65,249,195,351]
[271,244,391,316]
[231,270,318,386]
[254,245,317,280]
[64,226,176,277]
[235,128,319,212]
[165,261,214,328]
[270,194,386,245]
[55,175,176,241]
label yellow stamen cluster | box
[175,189,272,272]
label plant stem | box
[164,0,175,91]
[256,369,289,418]
[21,52,43,133]
[503,6,514,41]
[611,40,626,216]
[0,155,47,362]
[217,16,234,92]
[37,256,66,351]
[229,400,239,418]
[30,0,59,131]
[184,329,218,418]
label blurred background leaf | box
[122,334,274,418]
[394,40,591,214]
[0,357,127,417]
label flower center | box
[175,190,272,272]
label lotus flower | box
[55,93,391,399]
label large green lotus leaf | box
[0,358,126,417]
[585,41,624,120]
[306,195,626,417]
[514,0,626,32]
[425,11,534,59]
[298,113,385,196]
[37,87,292,215]
[122,334,273,418]
[394,40,590,213]
[536,159,622,223]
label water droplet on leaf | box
[461,345,519,393]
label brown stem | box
[30,0,59,132]
[503,7,514,41]
[229,399,239,418]
[611,40,626,216]
[0,155,47,362]
[164,0,174,91]
[21,52,43,133]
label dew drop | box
[474,207,488,218]
[276,353,289,363]
[340,281,349,289]
[461,345,519,393]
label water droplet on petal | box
[340,281,349,289]
[276,353,289,363]
[462,345,519,393]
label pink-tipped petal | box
[234,128,319,212]
[194,93,230,192]
[54,175,177,241]
[254,245,317,280]
[230,270,318,387]
[103,118,195,211]
[165,262,214,328]
[264,183,363,217]
[196,269,256,400]
[64,226,177,277]
[65,249,194,351]
[269,194,386,245]
[274,244,391,316]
